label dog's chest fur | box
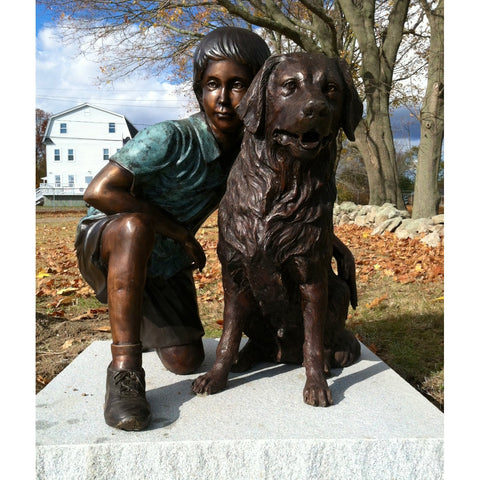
[219,136,335,262]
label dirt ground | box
[36,209,105,391]
[36,207,444,409]
[36,311,111,390]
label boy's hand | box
[183,233,206,272]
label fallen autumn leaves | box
[36,211,443,316]
[36,208,444,407]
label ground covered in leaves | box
[36,207,444,410]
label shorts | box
[74,213,205,349]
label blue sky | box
[36,3,52,35]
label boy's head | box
[193,27,271,109]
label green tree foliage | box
[397,145,418,194]
[336,141,369,204]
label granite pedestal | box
[36,339,443,479]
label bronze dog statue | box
[192,53,363,406]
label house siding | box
[40,104,137,204]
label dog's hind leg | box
[231,336,276,372]
[329,329,361,368]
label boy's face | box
[201,59,253,141]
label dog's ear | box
[237,54,284,137]
[336,58,363,142]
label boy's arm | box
[84,162,206,271]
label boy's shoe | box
[104,363,151,431]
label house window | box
[85,176,93,185]
[103,148,110,161]
[60,123,67,134]
[55,175,61,187]
[68,149,74,161]
[109,123,116,133]
[68,175,74,187]
[54,149,60,161]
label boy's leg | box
[100,212,156,430]
[140,270,206,375]
[101,213,155,349]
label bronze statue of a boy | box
[75,27,271,431]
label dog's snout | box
[303,99,329,118]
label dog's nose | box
[303,99,328,118]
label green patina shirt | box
[83,112,237,279]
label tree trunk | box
[351,46,405,208]
[354,116,405,207]
[217,0,410,208]
[338,0,410,208]
[412,0,444,219]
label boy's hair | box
[193,27,271,109]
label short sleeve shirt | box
[83,112,236,279]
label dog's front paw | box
[303,377,332,407]
[192,371,227,396]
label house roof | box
[42,102,138,143]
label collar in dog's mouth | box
[273,129,333,150]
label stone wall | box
[333,202,444,247]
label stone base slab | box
[36,339,443,479]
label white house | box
[39,103,138,206]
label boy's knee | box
[157,340,205,375]
[114,213,154,241]
[102,213,155,257]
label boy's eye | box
[232,80,246,91]
[205,80,219,90]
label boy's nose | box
[218,87,229,105]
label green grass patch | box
[350,273,444,409]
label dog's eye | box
[326,83,338,95]
[281,79,297,96]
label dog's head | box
[237,52,363,157]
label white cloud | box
[36,24,195,128]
